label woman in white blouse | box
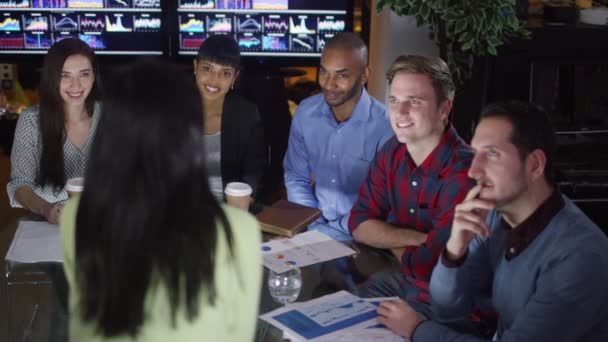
[7,38,101,224]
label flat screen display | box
[0,0,163,55]
[176,0,351,57]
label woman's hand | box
[43,202,63,224]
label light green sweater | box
[60,198,262,342]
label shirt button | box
[409,208,415,214]
[331,179,336,183]
[332,154,336,159]
[411,181,418,187]
[509,247,516,254]
[337,129,341,133]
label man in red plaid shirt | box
[349,55,475,317]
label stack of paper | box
[262,230,356,273]
[5,221,63,263]
[260,291,402,341]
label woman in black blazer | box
[193,35,266,201]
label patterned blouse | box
[6,103,102,207]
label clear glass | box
[267,267,302,305]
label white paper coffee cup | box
[65,177,84,198]
[224,182,252,211]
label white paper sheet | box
[262,230,356,273]
[260,291,402,341]
[5,221,63,263]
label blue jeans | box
[357,269,494,337]
[44,264,68,342]
[356,269,434,318]
[307,221,352,242]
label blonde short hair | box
[386,55,455,105]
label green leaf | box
[488,36,500,46]
[421,2,432,19]
[458,31,473,43]
[375,0,389,13]
[454,19,467,34]
[461,39,474,51]
[471,14,480,32]
[488,45,498,55]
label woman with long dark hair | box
[60,59,262,340]
[193,34,266,204]
[7,38,101,224]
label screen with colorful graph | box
[0,0,163,55]
[176,0,351,57]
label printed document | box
[260,291,402,341]
[5,221,62,263]
[262,230,356,273]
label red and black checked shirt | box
[349,125,475,303]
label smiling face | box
[388,72,451,149]
[59,54,95,108]
[193,59,238,103]
[469,117,530,210]
[318,47,368,111]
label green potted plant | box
[376,0,529,83]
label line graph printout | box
[260,291,401,341]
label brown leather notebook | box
[255,200,322,237]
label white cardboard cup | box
[224,182,252,211]
[224,182,253,197]
[65,177,85,194]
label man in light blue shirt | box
[283,32,392,240]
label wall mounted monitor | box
[175,0,352,58]
[0,0,164,55]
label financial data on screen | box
[0,0,163,54]
[177,0,349,57]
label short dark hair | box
[196,34,241,70]
[76,59,233,337]
[323,32,368,66]
[480,101,556,185]
[38,38,100,190]
[385,55,455,105]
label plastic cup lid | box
[224,182,252,196]
[65,177,85,192]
